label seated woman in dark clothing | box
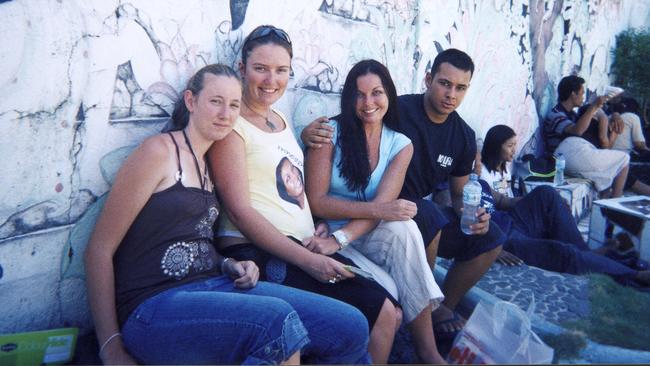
[478,124,650,288]
[84,64,371,365]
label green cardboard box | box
[0,327,78,366]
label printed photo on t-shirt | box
[275,156,306,209]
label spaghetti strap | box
[167,132,183,181]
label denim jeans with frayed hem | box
[122,276,371,364]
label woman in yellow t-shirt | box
[208,25,400,364]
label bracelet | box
[99,332,122,357]
[334,240,343,251]
[331,230,350,251]
[221,257,233,273]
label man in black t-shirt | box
[392,49,504,336]
[302,49,505,339]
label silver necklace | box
[243,99,276,131]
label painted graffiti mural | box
[0,0,648,334]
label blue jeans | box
[506,185,636,279]
[122,276,371,364]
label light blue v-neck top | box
[326,119,411,231]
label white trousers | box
[556,137,629,191]
[339,219,444,323]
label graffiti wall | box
[0,0,647,334]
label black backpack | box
[511,154,557,195]
[512,154,556,181]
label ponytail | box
[164,64,240,132]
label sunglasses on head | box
[247,26,292,45]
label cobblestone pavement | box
[435,213,593,325]
[467,261,591,323]
[389,259,591,363]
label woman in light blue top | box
[305,59,447,364]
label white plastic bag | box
[447,300,554,364]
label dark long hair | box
[167,64,240,131]
[335,59,399,199]
[482,125,516,174]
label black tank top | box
[114,133,220,325]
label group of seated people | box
[83,24,648,365]
[544,75,650,197]
[477,124,649,288]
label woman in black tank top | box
[84,64,370,364]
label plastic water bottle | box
[461,173,482,235]
[554,153,565,186]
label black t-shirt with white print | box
[395,93,477,200]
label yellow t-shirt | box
[217,110,315,240]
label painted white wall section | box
[0,0,648,334]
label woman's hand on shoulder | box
[300,116,333,148]
[224,259,259,289]
[374,199,417,221]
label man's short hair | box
[430,48,474,78]
[557,75,585,102]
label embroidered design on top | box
[195,205,219,237]
[161,240,215,279]
[192,241,215,273]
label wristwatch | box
[331,230,350,250]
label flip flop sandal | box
[433,311,464,342]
